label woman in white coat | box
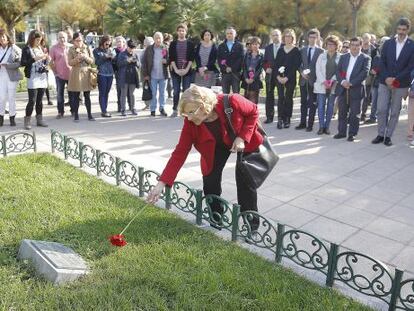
[314,35,341,135]
[0,29,22,126]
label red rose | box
[340,71,347,79]
[109,234,127,247]
[392,79,400,88]
[372,67,380,74]
[264,62,271,70]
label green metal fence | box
[0,132,36,157]
[50,129,414,311]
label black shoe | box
[324,128,331,135]
[264,119,273,124]
[284,119,290,128]
[9,116,16,126]
[101,112,111,118]
[121,111,127,116]
[130,109,138,115]
[277,120,283,129]
[159,109,167,117]
[64,102,70,106]
[317,128,324,135]
[295,123,306,130]
[47,101,53,106]
[384,137,392,146]
[365,119,376,124]
[74,114,80,122]
[333,133,346,139]
[306,126,313,132]
[372,135,384,144]
[88,116,95,121]
[150,111,156,117]
[347,135,354,142]
[0,115,3,126]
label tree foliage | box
[0,0,48,39]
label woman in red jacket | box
[147,85,263,230]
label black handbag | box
[223,95,279,189]
[142,80,152,101]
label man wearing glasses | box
[341,41,350,54]
[372,17,414,146]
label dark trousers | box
[337,93,362,136]
[361,84,372,117]
[98,75,113,113]
[26,88,45,116]
[55,77,68,115]
[299,83,317,127]
[172,72,191,111]
[203,146,258,230]
[69,91,92,118]
[276,82,295,121]
[116,77,131,112]
[221,72,240,94]
[244,89,259,104]
[166,77,172,97]
[265,75,277,121]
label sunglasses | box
[181,105,202,117]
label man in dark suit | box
[263,29,282,123]
[372,17,414,146]
[296,29,324,131]
[217,27,244,94]
[334,37,371,141]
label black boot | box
[10,116,16,126]
[284,117,290,128]
[0,115,3,127]
[277,118,283,129]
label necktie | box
[307,47,312,65]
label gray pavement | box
[3,86,414,278]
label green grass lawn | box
[0,153,372,311]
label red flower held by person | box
[109,204,149,247]
[220,59,227,66]
[392,79,400,88]
[340,71,347,79]
[372,67,380,74]
[161,48,167,58]
[263,62,271,70]
[109,234,127,247]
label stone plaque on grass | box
[18,239,89,285]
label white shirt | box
[0,45,12,74]
[345,52,361,82]
[273,43,280,59]
[396,36,408,60]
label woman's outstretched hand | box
[147,181,166,204]
[230,137,245,153]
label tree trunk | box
[352,7,357,37]
[7,24,16,43]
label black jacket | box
[168,39,195,77]
[21,46,35,78]
[217,40,244,74]
[194,43,218,73]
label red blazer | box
[160,94,263,186]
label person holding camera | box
[117,40,140,116]
[67,32,95,122]
[21,30,50,129]
[93,35,115,117]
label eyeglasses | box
[181,105,202,117]
[342,46,350,49]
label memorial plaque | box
[18,239,89,285]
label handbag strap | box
[222,94,237,141]
[0,46,10,63]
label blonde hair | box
[178,84,218,115]
[282,28,296,45]
[325,35,341,52]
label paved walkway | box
[3,86,414,277]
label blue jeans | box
[98,75,113,113]
[55,76,68,115]
[317,93,336,129]
[171,72,191,111]
[150,78,166,112]
[369,87,378,121]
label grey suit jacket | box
[299,45,324,86]
[2,45,23,82]
[336,52,371,99]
